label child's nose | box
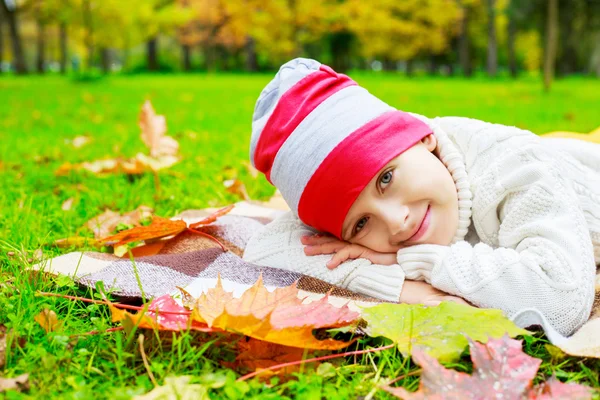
[381,205,410,238]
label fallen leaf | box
[224,179,250,201]
[81,158,120,174]
[99,216,187,256]
[71,135,91,148]
[0,374,29,393]
[86,206,153,239]
[362,302,528,361]
[53,236,100,249]
[224,337,308,378]
[188,205,235,229]
[382,336,592,400]
[133,376,209,400]
[139,100,179,158]
[32,249,43,261]
[242,160,259,178]
[61,198,74,211]
[192,275,359,349]
[34,309,62,333]
[55,101,180,177]
[110,295,214,333]
[133,152,179,172]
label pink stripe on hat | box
[298,110,433,238]
[253,64,356,183]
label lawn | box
[1,73,600,398]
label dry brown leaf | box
[71,136,91,148]
[53,236,100,249]
[0,374,29,393]
[86,206,153,239]
[224,179,250,201]
[242,160,259,178]
[139,100,179,158]
[34,309,62,333]
[61,198,74,211]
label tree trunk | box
[182,44,191,71]
[459,5,472,77]
[428,54,438,75]
[147,37,158,71]
[83,0,94,71]
[59,22,67,74]
[543,0,558,91]
[0,7,4,73]
[0,0,27,74]
[100,48,110,74]
[244,36,257,72]
[406,59,414,77]
[507,3,518,78]
[36,18,45,73]
[486,0,498,77]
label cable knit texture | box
[243,115,600,338]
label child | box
[242,57,599,339]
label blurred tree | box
[1,0,27,73]
[457,0,474,76]
[486,0,497,76]
[506,0,519,77]
[543,0,558,91]
[0,3,4,73]
[343,0,462,72]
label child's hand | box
[301,233,397,269]
[400,280,470,306]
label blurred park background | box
[0,0,599,85]
[1,2,600,397]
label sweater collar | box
[409,113,473,244]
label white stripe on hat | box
[249,58,321,164]
[270,84,394,213]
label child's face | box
[341,134,459,252]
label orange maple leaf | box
[100,216,187,248]
[192,275,359,350]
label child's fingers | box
[304,241,347,256]
[326,246,364,269]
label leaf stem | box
[236,343,396,382]
[36,291,191,315]
[186,227,227,252]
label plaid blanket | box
[36,202,600,358]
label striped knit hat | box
[249,58,433,239]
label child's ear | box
[421,134,437,152]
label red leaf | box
[383,335,592,400]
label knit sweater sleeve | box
[397,128,596,337]
[243,211,405,302]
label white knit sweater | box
[243,115,600,339]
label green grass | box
[1,73,600,399]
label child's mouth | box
[407,204,431,242]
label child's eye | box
[379,170,393,190]
[354,217,369,235]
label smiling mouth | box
[406,204,431,243]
